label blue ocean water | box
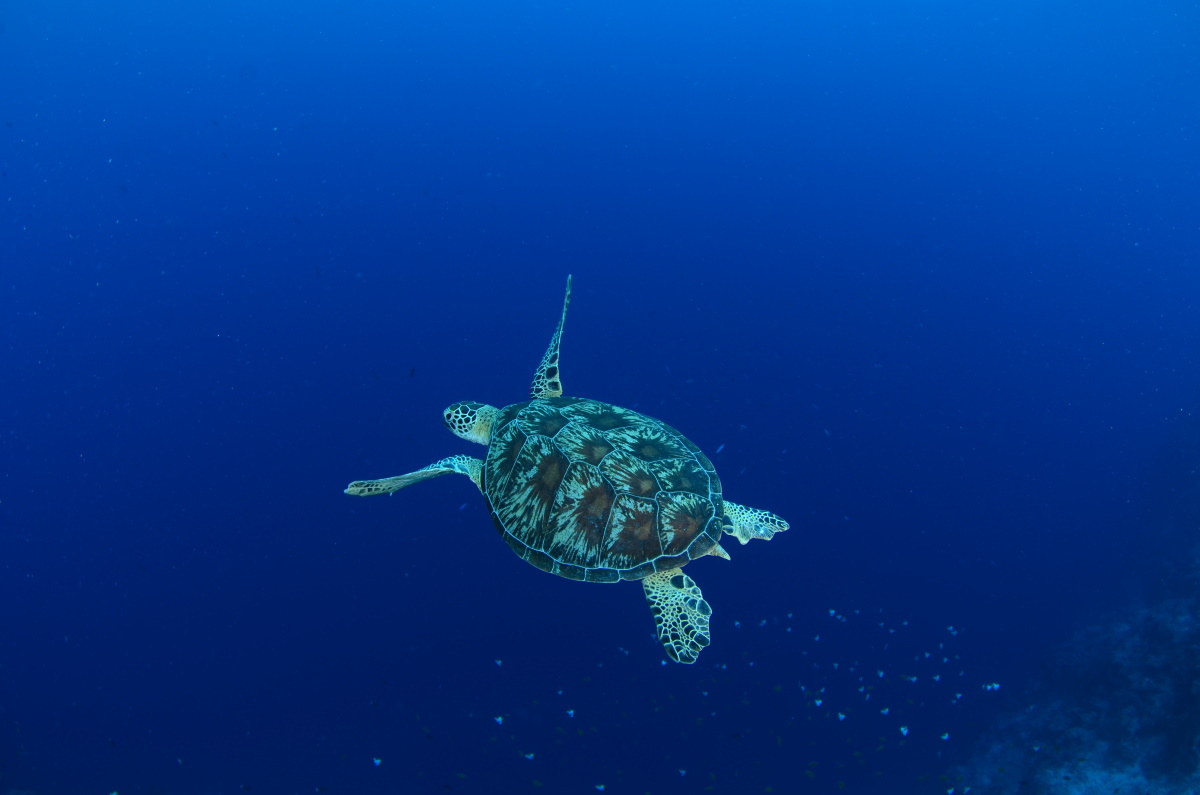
[3,1,1199,793]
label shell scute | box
[553,422,615,465]
[599,449,661,497]
[544,462,615,568]
[490,433,567,543]
[656,491,716,557]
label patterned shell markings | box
[482,396,724,583]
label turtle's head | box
[443,401,499,445]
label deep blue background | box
[3,1,1199,793]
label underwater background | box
[3,1,1200,793]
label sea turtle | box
[344,276,789,663]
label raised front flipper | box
[530,275,572,400]
[723,501,789,545]
[345,454,483,496]
[642,568,712,664]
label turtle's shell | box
[482,396,724,583]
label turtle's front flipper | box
[723,501,789,545]
[345,454,483,496]
[530,274,572,400]
[643,568,712,664]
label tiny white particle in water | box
[715,444,725,453]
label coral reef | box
[952,595,1200,794]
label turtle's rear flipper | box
[345,454,483,496]
[643,568,711,664]
[723,501,789,545]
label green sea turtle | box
[344,276,789,663]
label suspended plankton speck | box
[458,503,467,510]
[900,726,909,737]
[880,708,889,715]
[373,757,381,766]
[494,716,503,725]
[941,733,950,741]
[679,769,686,776]
[494,659,502,666]
[524,752,535,760]
[596,786,605,792]
[814,699,822,707]
[566,709,575,718]
[837,712,845,721]
[715,444,725,454]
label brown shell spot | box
[655,458,708,493]
[490,436,570,550]
[602,495,662,571]
[535,454,566,504]
[575,437,614,465]
[638,441,664,459]
[535,411,569,437]
[543,464,615,568]
[486,427,528,493]
[657,492,714,556]
[586,409,630,430]
[599,450,660,497]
